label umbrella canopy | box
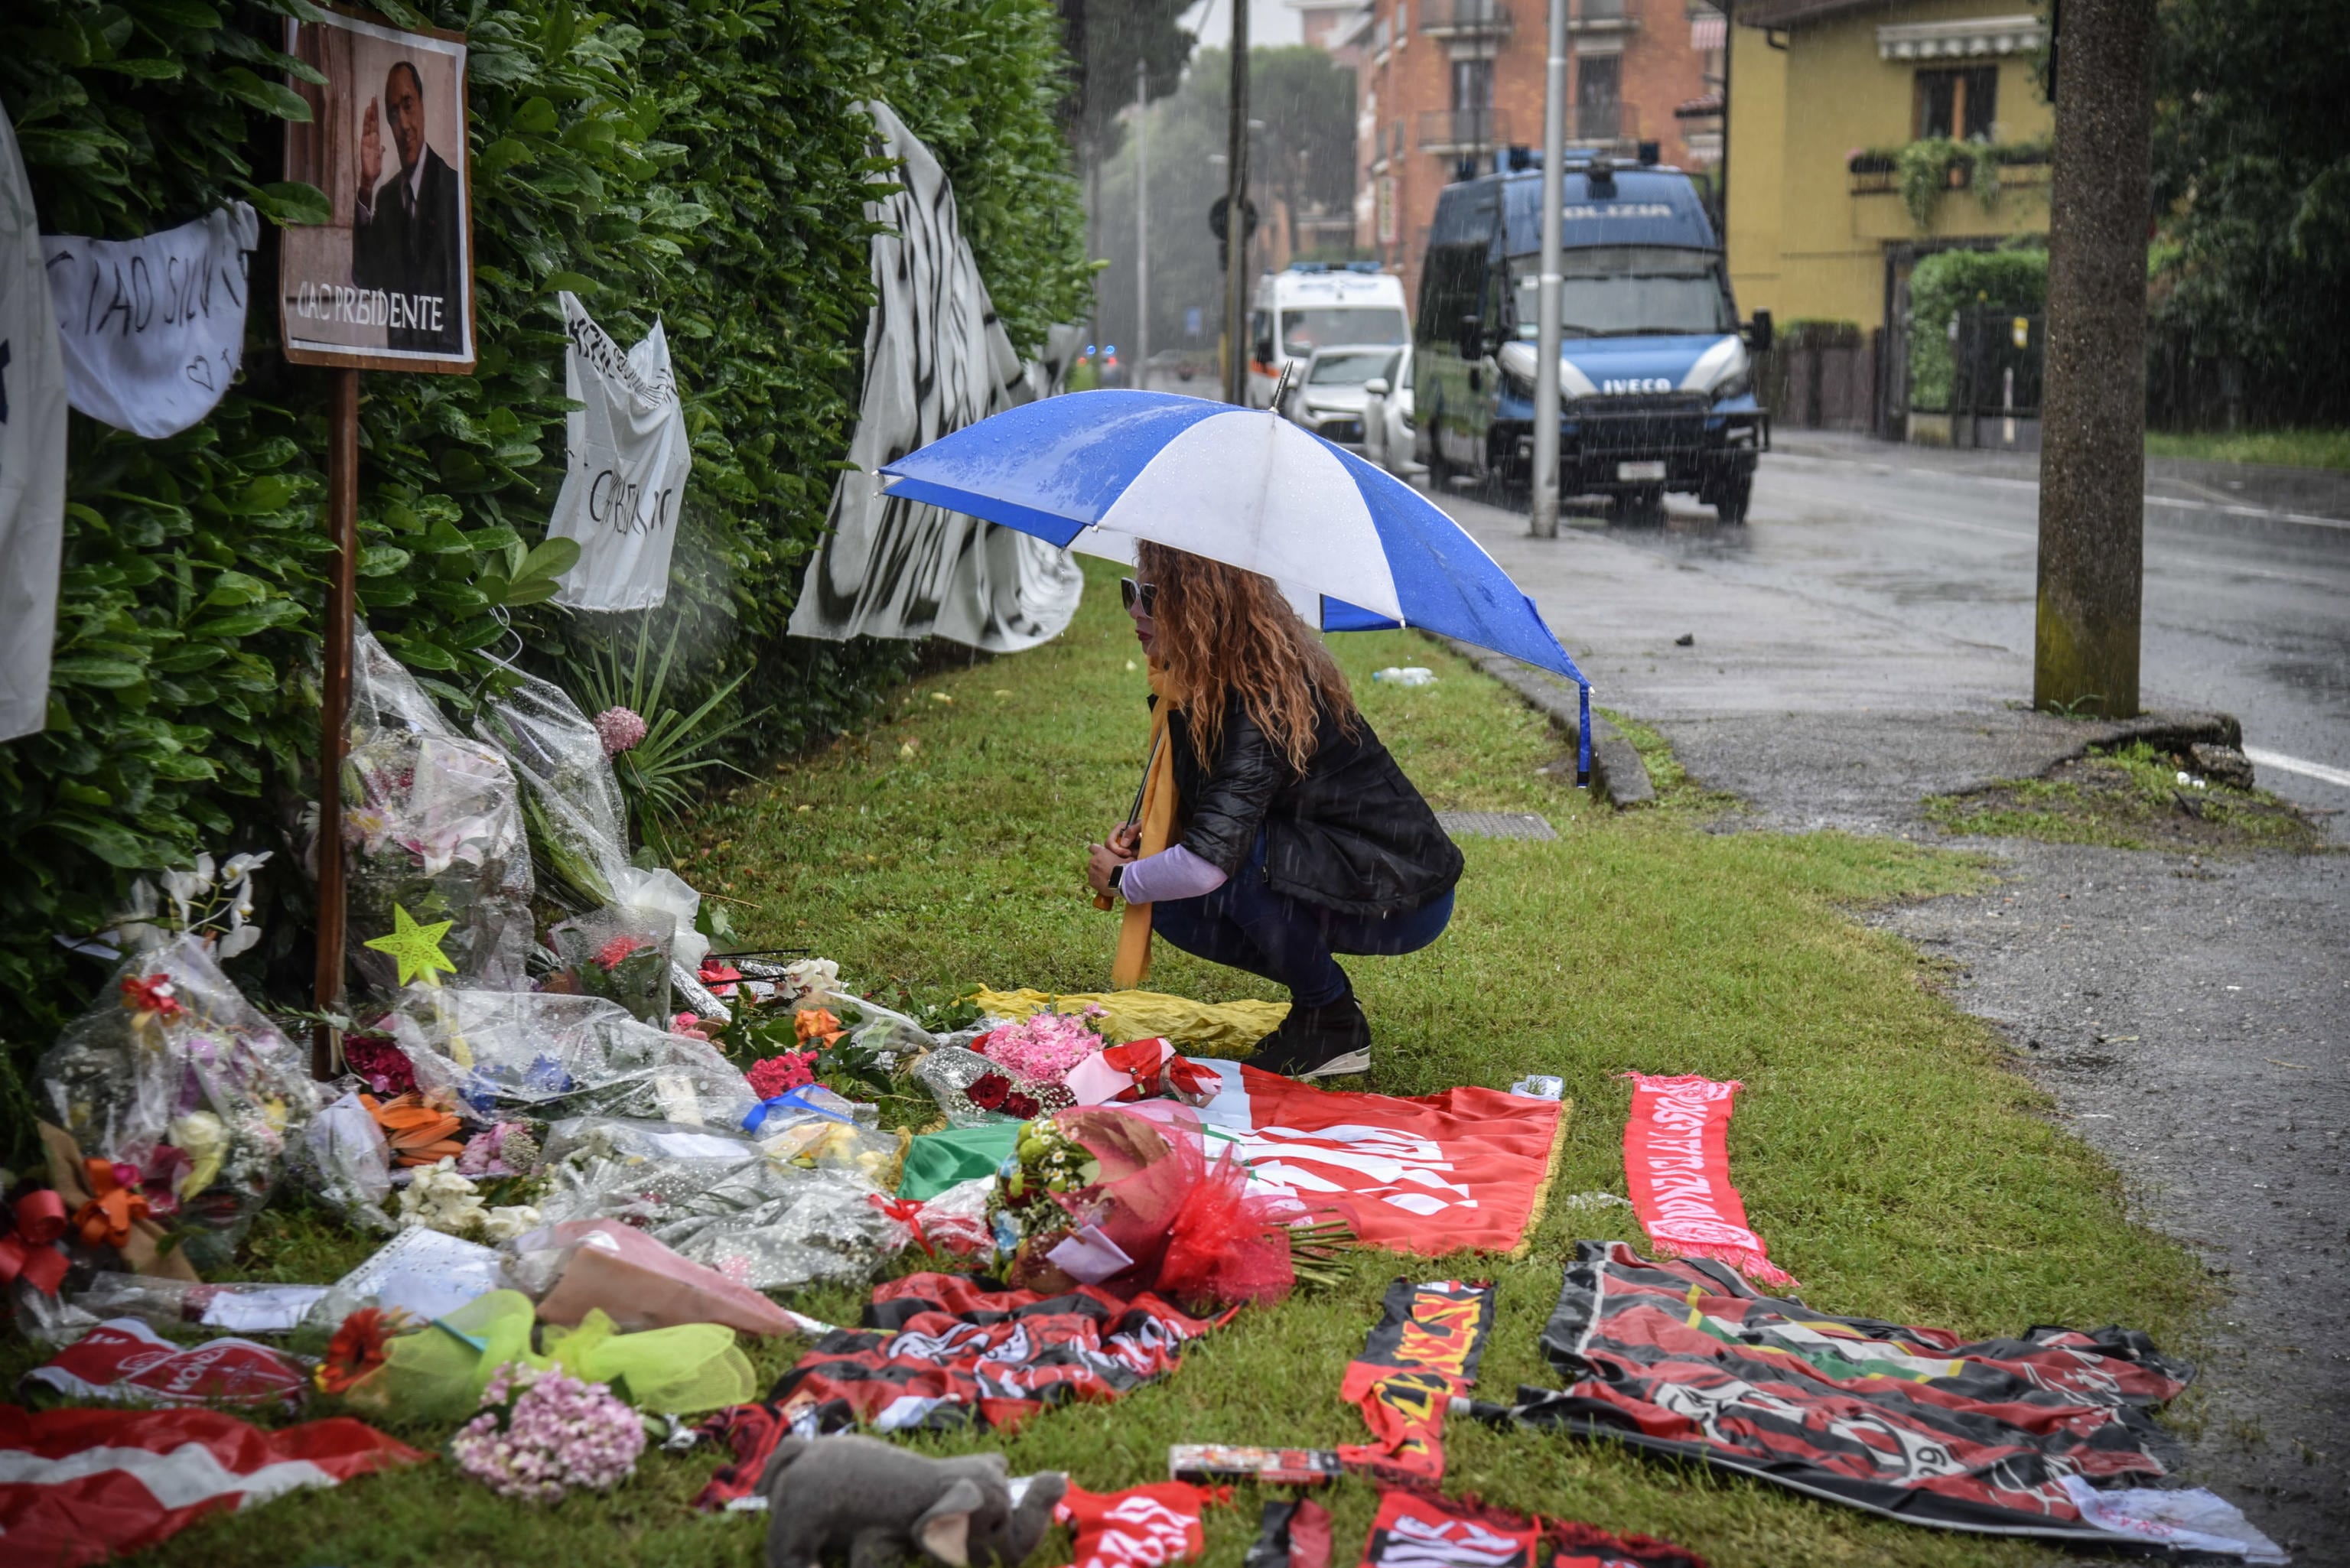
[879,390,1589,688]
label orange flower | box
[316,1306,405,1394]
[794,1007,845,1047]
[361,1091,467,1166]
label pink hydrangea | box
[448,1361,645,1503]
[593,706,648,757]
[980,1010,1106,1085]
[747,1050,816,1100]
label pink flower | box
[593,706,648,756]
[670,1012,714,1043]
[593,934,649,971]
[747,1051,816,1100]
[449,1362,643,1502]
[980,1010,1105,1085]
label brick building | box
[1345,0,1725,305]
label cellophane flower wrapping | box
[36,934,321,1270]
[450,1360,646,1502]
[534,1116,903,1293]
[474,670,631,912]
[388,989,757,1130]
[988,1106,1297,1308]
[548,907,675,1026]
[341,626,533,994]
[297,1089,395,1231]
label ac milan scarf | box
[1056,1480,1229,1568]
[1466,1242,2198,1545]
[1619,1072,1794,1287]
[695,1272,1223,1510]
[0,1404,425,1568]
[1336,1279,1495,1484]
[1356,1488,1541,1568]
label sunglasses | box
[1118,577,1157,615]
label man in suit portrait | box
[351,60,463,355]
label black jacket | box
[353,145,465,355]
[1166,695,1462,918]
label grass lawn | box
[32,559,2205,1567]
[2145,427,2350,472]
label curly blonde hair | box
[1135,542,1356,773]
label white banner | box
[42,203,258,439]
[1,106,70,744]
[546,291,691,611]
[787,102,1082,651]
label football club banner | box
[1154,1063,1566,1257]
[0,103,69,744]
[1337,1278,1496,1483]
[545,291,691,611]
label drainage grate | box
[1436,811,1557,841]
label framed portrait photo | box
[279,5,476,373]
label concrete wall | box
[1725,0,2052,333]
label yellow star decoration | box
[363,903,457,988]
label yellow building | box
[1725,0,2052,341]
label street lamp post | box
[1530,0,1568,538]
[1134,57,1151,392]
[1222,0,1251,405]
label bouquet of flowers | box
[981,1007,1107,1085]
[448,1361,646,1503]
[548,908,675,1026]
[36,935,321,1270]
[340,628,533,994]
[985,1107,1323,1307]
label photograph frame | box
[278,2,477,375]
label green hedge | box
[1906,246,2046,412]
[0,0,1089,1125]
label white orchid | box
[100,848,275,958]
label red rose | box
[967,1072,1011,1111]
[1001,1091,1041,1120]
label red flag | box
[0,1404,427,1568]
[1056,1480,1229,1568]
[1156,1063,1564,1256]
[1619,1072,1795,1287]
[1336,1279,1495,1484]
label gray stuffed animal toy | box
[761,1433,1069,1568]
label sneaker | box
[1255,994,1372,1079]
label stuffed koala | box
[761,1433,1069,1568]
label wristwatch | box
[1108,862,1125,892]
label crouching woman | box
[1085,543,1460,1078]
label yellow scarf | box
[1112,674,1178,988]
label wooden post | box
[313,367,360,1077]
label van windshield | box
[1510,247,1734,338]
[1281,307,1408,356]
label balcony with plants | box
[1848,136,2052,226]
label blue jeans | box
[1150,836,1454,1007]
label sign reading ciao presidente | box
[278,5,475,374]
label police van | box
[1248,262,1412,410]
[1413,154,1771,520]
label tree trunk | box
[2033,0,2156,717]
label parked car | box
[1284,343,1396,448]
[1146,347,1209,388]
[1359,345,1421,477]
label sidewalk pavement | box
[1431,483,2350,1562]
[1772,427,2350,528]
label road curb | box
[1437,639,1658,808]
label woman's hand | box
[1085,837,1135,901]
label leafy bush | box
[1905,246,2047,412]
[0,0,1089,1133]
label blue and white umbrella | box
[880,389,1593,779]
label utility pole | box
[1135,56,1151,391]
[1222,0,1251,405]
[2033,0,2154,716]
[1530,0,1567,538]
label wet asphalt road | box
[1429,438,2350,1560]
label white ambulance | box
[1247,262,1412,410]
